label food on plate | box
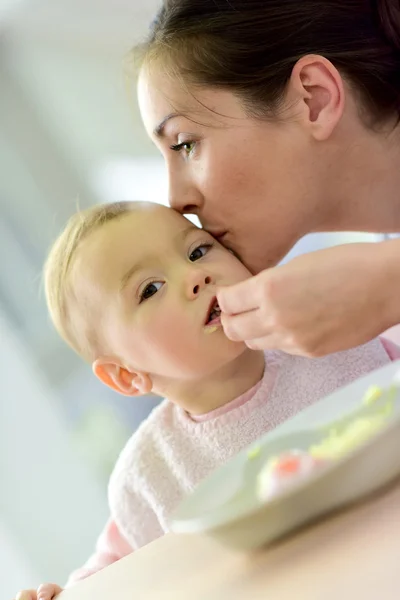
[256,385,395,501]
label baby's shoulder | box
[108,399,175,491]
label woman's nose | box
[168,170,203,215]
[186,271,212,299]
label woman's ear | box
[288,54,345,140]
[92,358,153,396]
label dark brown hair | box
[136,0,400,124]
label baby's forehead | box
[136,202,189,222]
[76,204,197,270]
[127,203,196,234]
[68,205,203,313]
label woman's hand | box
[15,583,63,600]
[217,241,400,357]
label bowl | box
[170,360,400,549]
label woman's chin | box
[245,247,284,273]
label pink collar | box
[189,379,263,423]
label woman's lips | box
[216,234,241,260]
[206,229,228,242]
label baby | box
[16,201,398,600]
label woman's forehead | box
[137,67,246,135]
[138,67,191,130]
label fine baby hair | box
[44,200,143,362]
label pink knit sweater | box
[67,338,399,585]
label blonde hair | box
[44,201,140,362]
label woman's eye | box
[140,281,163,302]
[170,141,196,155]
[189,244,212,262]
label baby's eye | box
[140,281,163,302]
[189,244,213,262]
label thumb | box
[217,276,259,315]
[16,591,37,600]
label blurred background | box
[0,1,391,598]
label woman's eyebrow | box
[154,112,182,137]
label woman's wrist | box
[376,238,400,331]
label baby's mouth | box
[205,297,222,327]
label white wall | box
[0,311,109,592]
[0,521,39,599]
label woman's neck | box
[156,348,265,415]
[318,118,400,233]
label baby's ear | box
[92,358,153,396]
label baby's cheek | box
[140,311,200,376]
[158,310,191,348]
[141,306,189,350]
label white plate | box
[170,360,400,550]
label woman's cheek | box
[222,258,253,282]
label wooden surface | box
[59,478,400,600]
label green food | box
[362,385,383,406]
[309,413,388,460]
[247,445,261,459]
[309,385,394,461]
[256,384,397,501]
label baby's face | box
[73,204,251,382]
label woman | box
[134,0,400,357]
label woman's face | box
[138,68,325,272]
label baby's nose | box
[187,273,212,298]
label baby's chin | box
[191,338,250,374]
[153,339,248,383]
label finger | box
[245,336,278,351]
[217,276,261,315]
[245,335,313,356]
[16,591,37,600]
[37,584,62,600]
[221,310,271,342]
